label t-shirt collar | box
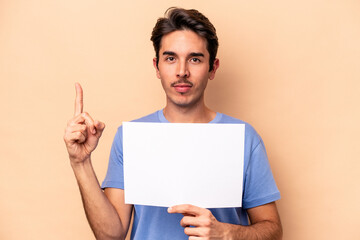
[158,109,222,123]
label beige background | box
[1,0,359,239]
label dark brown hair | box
[151,7,219,72]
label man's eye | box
[166,57,175,62]
[190,58,201,63]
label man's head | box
[151,7,219,72]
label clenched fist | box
[63,83,105,164]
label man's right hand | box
[63,83,105,165]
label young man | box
[64,8,282,240]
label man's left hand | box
[168,204,229,239]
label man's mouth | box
[171,79,193,93]
[173,84,192,93]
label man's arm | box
[168,202,282,240]
[226,202,282,239]
[72,159,133,240]
[64,83,133,239]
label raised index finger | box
[74,82,83,116]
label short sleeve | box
[242,139,280,209]
[101,126,125,189]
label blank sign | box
[123,122,245,208]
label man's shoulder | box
[218,113,244,123]
[117,111,260,139]
[115,110,161,133]
[218,113,258,136]
[131,110,161,123]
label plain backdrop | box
[1,0,359,239]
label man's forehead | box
[159,30,208,55]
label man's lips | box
[173,84,192,93]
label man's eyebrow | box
[189,52,205,57]
[162,51,176,56]
[162,51,205,57]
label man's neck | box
[163,102,216,123]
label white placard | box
[123,122,245,208]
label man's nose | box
[176,60,190,78]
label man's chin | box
[167,95,203,108]
[167,98,191,108]
[173,101,192,108]
[171,99,199,108]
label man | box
[64,7,282,240]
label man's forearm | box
[71,158,125,240]
[225,220,282,240]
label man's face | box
[153,30,219,108]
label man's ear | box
[209,58,220,80]
[153,58,161,79]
